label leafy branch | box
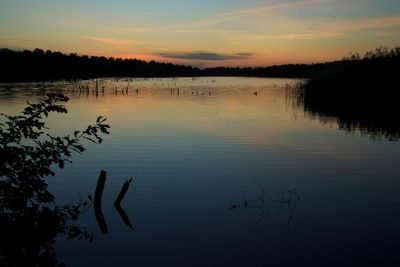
[0,93,110,208]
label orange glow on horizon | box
[1,0,399,67]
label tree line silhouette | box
[1,47,399,82]
[0,48,338,82]
[289,46,400,141]
[0,48,203,82]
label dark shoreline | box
[0,48,323,82]
[2,47,400,141]
[289,47,400,141]
[1,47,399,83]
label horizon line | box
[0,46,389,69]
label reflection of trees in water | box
[230,182,300,230]
[0,196,93,267]
[304,111,399,141]
[287,82,400,141]
[285,47,400,141]
[0,94,109,266]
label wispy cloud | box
[82,36,141,46]
[118,27,155,33]
[329,14,400,33]
[224,14,400,45]
[0,37,37,43]
[189,0,332,27]
[174,29,235,34]
[220,0,331,17]
[231,32,340,42]
[157,51,253,61]
[189,16,237,27]
[282,32,340,40]
[117,25,237,35]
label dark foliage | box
[0,48,202,82]
[2,47,400,83]
[0,94,110,206]
[0,94,110,266]
[1,48,324,82]
[0,197,93,267]
[203,64,320,78]
[291,47,400,141]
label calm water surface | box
[1,77,399,266]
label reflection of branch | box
[114,178,133,205]
[94,170,108,234]
[114,203,134,230]
[270,189,300,230]
[93,173,134,233]
[230,184,300,229]
[63,226,94,242]
[55,195,95,242]
[114,178,134,230]
[230,181,265,226]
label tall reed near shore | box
[289,47,400,140]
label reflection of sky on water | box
[1,77,399,266]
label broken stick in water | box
[114,178,133,205]
[94,170,108,234]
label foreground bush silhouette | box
[0,94,110,266]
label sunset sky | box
[1,0,400,67]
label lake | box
[1,77,400,266]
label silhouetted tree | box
[0,48,202,82]
[289,47,400,141]
[0,48,331,82]
[0,94,110,266]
